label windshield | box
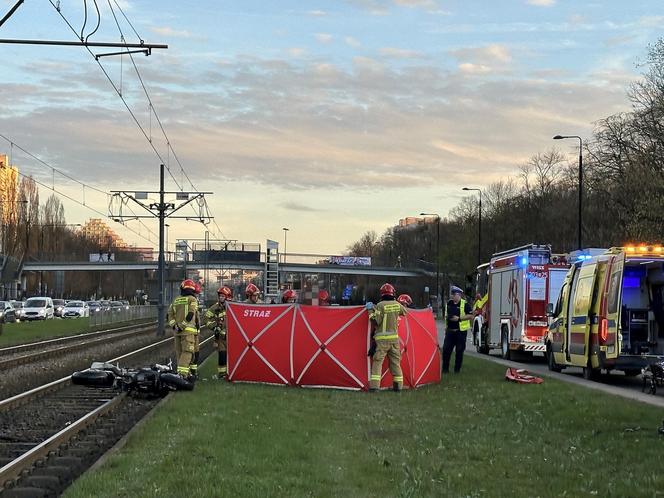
[25,299,47,308]
[66,301,85,307]
[13,302,23,308]
[53,300,65,306]
[87,301,100,306]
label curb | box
[466,350,664,408]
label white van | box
[22,297,55,321]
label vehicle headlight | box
[38,310,45,315]
[0,311,4,317]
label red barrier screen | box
[226,303,440,390]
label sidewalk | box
[435,321,664,408]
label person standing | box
[281,289,297,304]
[205,286,233,379]
[167,279,200,379]
[442,286,474,374]
[244,283,262,304]
[368,283,407,392]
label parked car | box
[22,297,54,321]
[10,301,24,320]
[0,301,17,323]
[120,300,130,310]
[110,301,123,312]
[87,301,102,314]
[63,300,89,318]
[99,300,111,312]
[52,299,66,318]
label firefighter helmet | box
[180,279,196,292]
[194,282,202,295]
[380,283,395,297]
[245,283,260,297]
[318,289,330,304]
[397,294,413,306]
[218,286,233,299]
[282,289,297,303]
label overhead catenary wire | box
[46,1,229,242]
[0,133,158,243]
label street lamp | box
[282,227,289,263]
[420,213,440,314]
[553,134,583,250]
[462,187,482,266]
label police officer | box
[368,283,407,392]
[205,286,233,379]
[167,279,200,379]
[245,283,262,304]
[442,285,473,373]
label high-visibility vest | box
[459,299,471,332]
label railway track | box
[0,334,214,497]
[0,322,157,370]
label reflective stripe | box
[183,326,198,334]
[375,334,398,340]
[370,375,381,380]
[218,366,227,373]
[393,376,403,381]
[459,299,471,332]
[168,320,176,326]
[177,367,190,374]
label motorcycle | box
[71,360,194,396]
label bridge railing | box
[89,305,158,330]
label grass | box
[0,317,91,347]
[64,356,664,498]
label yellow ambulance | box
[545,245,664,379]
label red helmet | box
[194,282,202,294]
[397,294,413,306]
[218,286,233,299]
[282,289,297,302]
[245,283,260,297]
[380,283,395,297]
[318,290,330,303]
[181,279,196,291]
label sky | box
[0,0,662,254]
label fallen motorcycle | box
[72,361,194,396]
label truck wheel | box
[501,326,511,360]
[623,369,640,377]
[546,343,562,372]
[582,358,600,381]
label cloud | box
[280,201,324,212]
[315,33,334,44]
[150,26,192,38]
[639,16,664,28]
[378,47,424,59]
[526,0,555,6]
[287,47,307,58]
[450,44,512,65]
[307,10,327,16]
[345,0,443,13]
[345,36,361,48]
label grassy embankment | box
[65,356,664,498]
[0,318,91,347]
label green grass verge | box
[64,356,663,498]
[0,318,91,347]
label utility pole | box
[110,164,213,337]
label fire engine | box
[473,244,570,359]
[545,245,664,378]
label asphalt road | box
[435,320,664,408]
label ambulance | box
[473,244,570,359]
[545,245,664,378]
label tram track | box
[0,334,214,497]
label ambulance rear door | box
[567,262,599,366]
[602,252,625,360]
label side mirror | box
[546,303,554,317]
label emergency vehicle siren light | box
[623,244,663,255]
[520,256,528,267]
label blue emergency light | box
[520,256,528,267]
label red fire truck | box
[473,244,569,359]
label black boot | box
[392,382,401,392]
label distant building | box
[398,216,437,229]
[81,218,128,249]
[0,154,19,224]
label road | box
[434,320,664,408]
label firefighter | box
[397,294,416,309]
[167,279,200,379]
[189,282,203,379]
[442,286,474,374]
[368,283,407,392]
[318,290,331,306]
[282,289,297,304]
[205,286,232,379]
[245,283,262,304]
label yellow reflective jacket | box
[370,299,407,340]
[167,295,199,334]
[205,302,227,332]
